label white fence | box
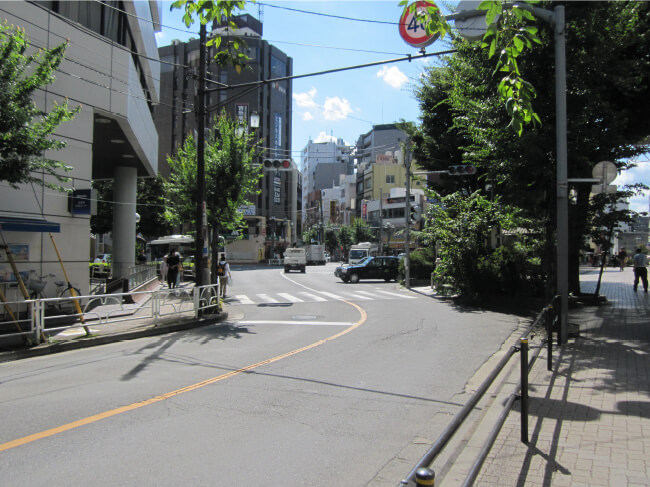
[0,283,222,345]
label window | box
[386,175,395,184]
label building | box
[0,1,161,295]
[154,14,298,261]
[300,138,354,237]
[354,124,408,216]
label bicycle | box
[27,271,81,315]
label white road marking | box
[277,293,304,303]
[238,320,354,326]
[257,294,279,303]
[299,292,327,302]
[347,292,375,300]
[234,295,255,305]
[373,289,417,299]
[316,291,344,300]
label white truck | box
[305,244,326,265]
[348,242,379,264]
[283,248,306,273]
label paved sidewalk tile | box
[474,267,650,486]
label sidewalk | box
[473,266,650,486]
[0,279,227,362]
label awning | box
[0,217,60,233]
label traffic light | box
[262,159,292,171]
[447,165,477,176]
[410,205,422,223]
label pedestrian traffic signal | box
[447,165,477,176]
[263,159,292,170]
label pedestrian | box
[617,248,627,271]
[166,248,181,289]
[137,250,147,264]
[159,254,168,285]
[632,248,648,292]
[217,257,232,298]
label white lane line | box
[316,291,344,300]
[277,293,305,303]
[299,292,327,302]
[239,320,354,326]
[257,294,279,303]
[373,289,417,299]
[347,292,374,300]
[353,290,379,298]
[234,294,255,305]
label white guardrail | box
[0,282,222,345]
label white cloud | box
[302,112,313,121]
[377,66,408,89]
[323,97,352,121]
[293,87,318,108]
[314,131,338,143]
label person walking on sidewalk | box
[632,248,648,292]
[217,257,232,298]
[617,248,627,271]
[166,248,181,289]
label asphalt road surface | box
[0,263,523,486]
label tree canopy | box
[410,1,650,298]
[0,23,79,190]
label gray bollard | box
[415,467,435,486]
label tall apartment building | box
[0,1,161,292]
[301,138,353,231]
[154,14,299,257]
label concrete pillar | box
[113,166,137,280]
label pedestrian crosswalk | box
[228,288,417,306]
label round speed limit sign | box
[399,1,440,48]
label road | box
[0,263,522,486]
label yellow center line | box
[0,301,367,453]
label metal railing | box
[127,263,159,289]
[400,296,560,486]
[0,281,223,345]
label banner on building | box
[236,103,248,124]
[273,175,281,204]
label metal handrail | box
[400,296,559,486]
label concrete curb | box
[0,311,228,363]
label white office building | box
[0,1,161,298]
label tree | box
[165,112,261,277]
[424,191,542,302]
[171,0,250,72]
[352,219,375,244]
[0,23,79,190]
[411,1,650,298]
[588,185,647,297]
[337,225,354,262]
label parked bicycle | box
[28,271,81,315]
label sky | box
[155,0,649,214]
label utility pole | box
[379,187,384,255]
[194,22,208,288]
[402,142,411,289]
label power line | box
[256,2,398,25]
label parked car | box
[335,256,399,283]
[90,253,112,276]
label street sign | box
[454,1,491,41]
[591,160,617,194]
[399,1,440,48]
